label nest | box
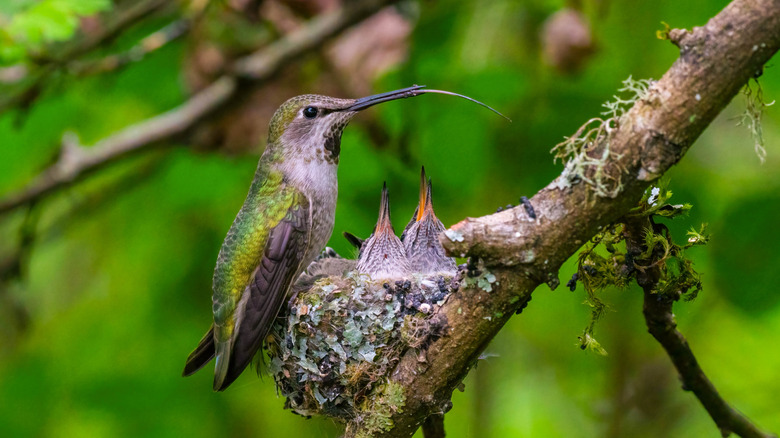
[267,258,460,424]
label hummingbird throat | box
[321,120,348,164]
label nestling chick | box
[401,167,457,276]
[355,183,412,280]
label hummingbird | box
[355,182,412,279]
[183,85,506,391]
[401,167,457,276]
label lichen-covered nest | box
[267,260,460,426]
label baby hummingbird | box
[355,183,412,280]
[401,167,457,276]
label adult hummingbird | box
[401,167,457,275]
[355,183,412,279]
[183,86,505,391]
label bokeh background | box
[1,0,778,436]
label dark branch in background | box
[68,18,191,77]
[421,414,446,438]
[0,0,400,215]
[623,217,773,438]
[45,0,170,62]
[348,0,780,436]
[0,76,236,214]
[0,203,40,335]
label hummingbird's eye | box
[303,106,318,119]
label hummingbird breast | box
[277,156,339,264]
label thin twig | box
[0,203,40,335]
[623,217,774,438]
[421,414,446,438]
[68,19,191,77]
[0,0,399,215]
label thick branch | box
[357,0,780,436]
[623,217,773,438]
[0,76,237,213]
[0,0,398,214]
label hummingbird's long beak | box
[347,85,426,111]
[347,85,510,121]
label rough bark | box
[349,0,780,436]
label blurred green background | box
[1,0,778,436]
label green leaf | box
[4,0,111,55]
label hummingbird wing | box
[213,190,311,391]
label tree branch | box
[67,19,191,77]
[350,0,780,436]
[0,0,399,215]
[421,414,446,438]
[623,217,773,438]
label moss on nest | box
[267,266,456,423]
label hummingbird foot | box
[286,290,300,310]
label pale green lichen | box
[552,76,654,198]
[466,270,497,292]
[519,249,536,263]
[737,78,774,163]
[444,229,465,242]
[269,267,454,422]
[351,381,406,438]
[578,332,608,356]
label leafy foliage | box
[0,0,110,64]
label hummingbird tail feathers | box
[213,339,232,390]
[182,326,216,377]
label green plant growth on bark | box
[571,182,709,354]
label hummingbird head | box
[355,182,412,279]
[266,85,509,166]
[267,86,427,165]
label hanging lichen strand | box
[551,76,654,198]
